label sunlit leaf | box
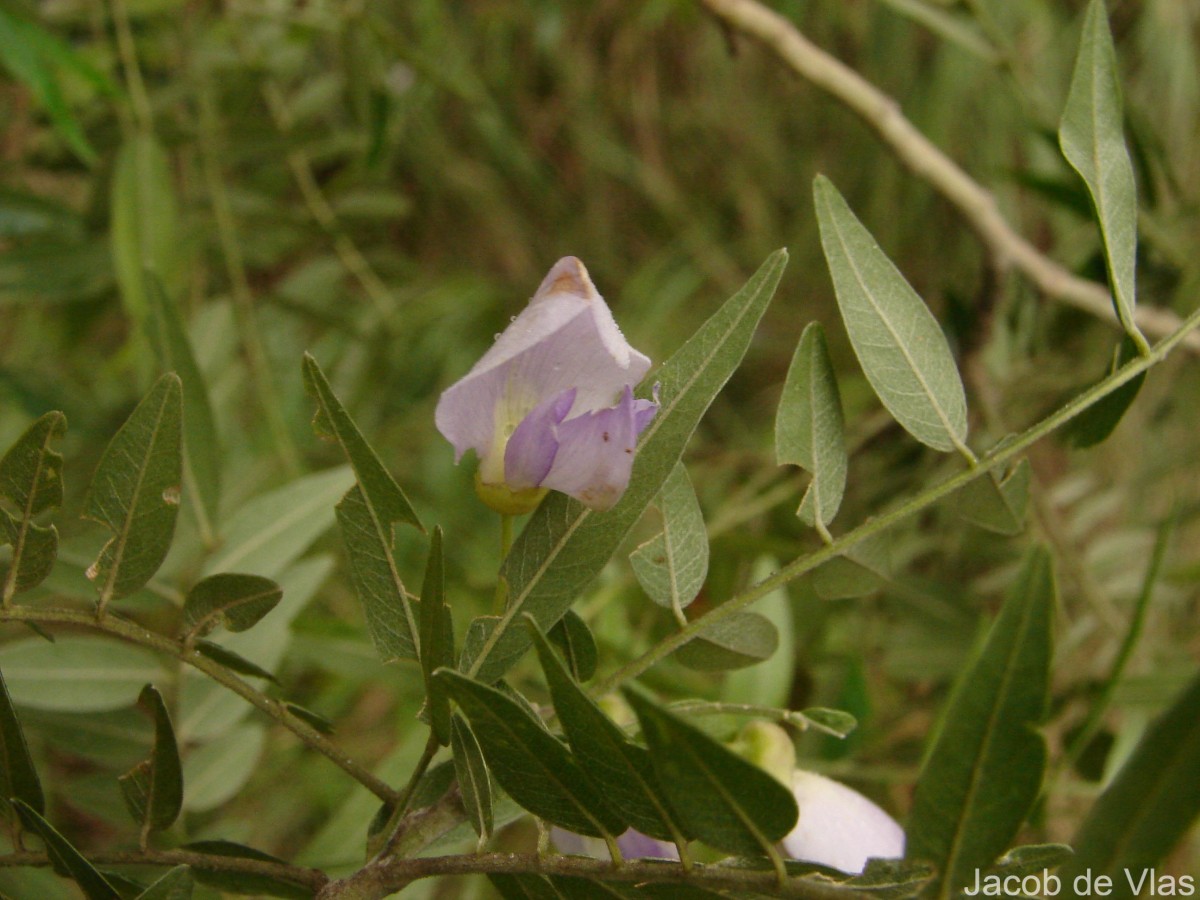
[118,685,183,836]
[13,799,120,900]
[624,687,797,857]
[814,175,968,453]
[182,574,283,642]
[472,250,787,683]
[0,665,44,819]
[529,620,682,843]
[776,322,847,529]
[673,611,778,672]
[435,668,626,838]
[450,713,493,843]
[1059,0,1142,345]
[0,411,65,599]
[83,373,182,611]
[906,546,1054,895]
[630,463,708,614]
[1063,668,1200,896]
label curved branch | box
[0,605,400,804]
[699,0,1200,353]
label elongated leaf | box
[1064,338,1145,448]
[183,840,310,899]
[12,799,120,900]
[630,463,708,614]
[1062,668,1200,897]
[111,134,180,327]
[419,527,454,744]
[673,611,778,672]
[435,669,625,838]
[84,373,182,610]
[0,411,65,599]
[547,609,598,683]
[193,640,279,683]
[906,546,1054,896]
[119,685,183,835]
[0,665,44,818]
[134,866,193,900]
[529,621,682,843]
[623,687,797,857]
[776,322,847,528]
[1058,0,1141,343]
[955,458,1031,535]
[145,274,221,530]
[986,844,1073,881]
[813,176,967,453]
[450,713,493,842]
[1,635,165,712]
[182,574,283,642]
[285,703,334,735]
[471,250,787,683]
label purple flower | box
[436,257,658,514]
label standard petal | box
[504,388,575,490]
[434,258,650,465]
[540,387,656,511]
[781,770,905,874]
[616,828,678,860]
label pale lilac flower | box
[781,770,905,874]
[436,257,657,513]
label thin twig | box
[698,0,1200,353]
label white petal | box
[781,770,905,874]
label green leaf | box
[906,546,1054,897]
[301,354,422,532]
[182,574,283,642]
[192,640,279,684]
[473,250,787,683]
[0,665,44,819]
[776,322,847,528]
[145,274,221,532]
[547,609,598,683]
[181,722,265,813]
[1062,668,1200,896]
[529,620,682,843]
[0,636,166,712]
[450,713,493,843]
[83,373,182,611]
[435,668,626,838]
[985,844,1074,881]
[673,612,778,672]
[202,468,351,578]
[118,685,183,836]
[630,463,709,614]
[182,840,311,899]
[623,687,797,857]
[954,458,1031,535]
[0,9,109,165]
[134,866,193,900]
[419,527,454,744]
[285,703,335,735]
[111,134,180,327]
[811,534,890,600]
[0,411,66,600]
[1058,0,1143,346]
[1063,338,1145,448]
[813,175,968,453]
[12,799,120,900]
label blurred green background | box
[1,0,1198,895]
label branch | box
[699,0,1200,353]
[0,847,328,893]
[0,605,400,804]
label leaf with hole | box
[814,175,968,453]
[470,251,787,684]
[84,373,182,610]
[906,546,1054,895]
[0,411,65,599]
[776,322,847,528]
[630,463,708,615]
[623,686,797,857]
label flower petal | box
[781,770,905,874]
[434,258,650,469]
[540,386,657,511]
[504,388,575,490]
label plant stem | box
[0,605,399,804]
[592,303,1200,698]
[108,0,153,131]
